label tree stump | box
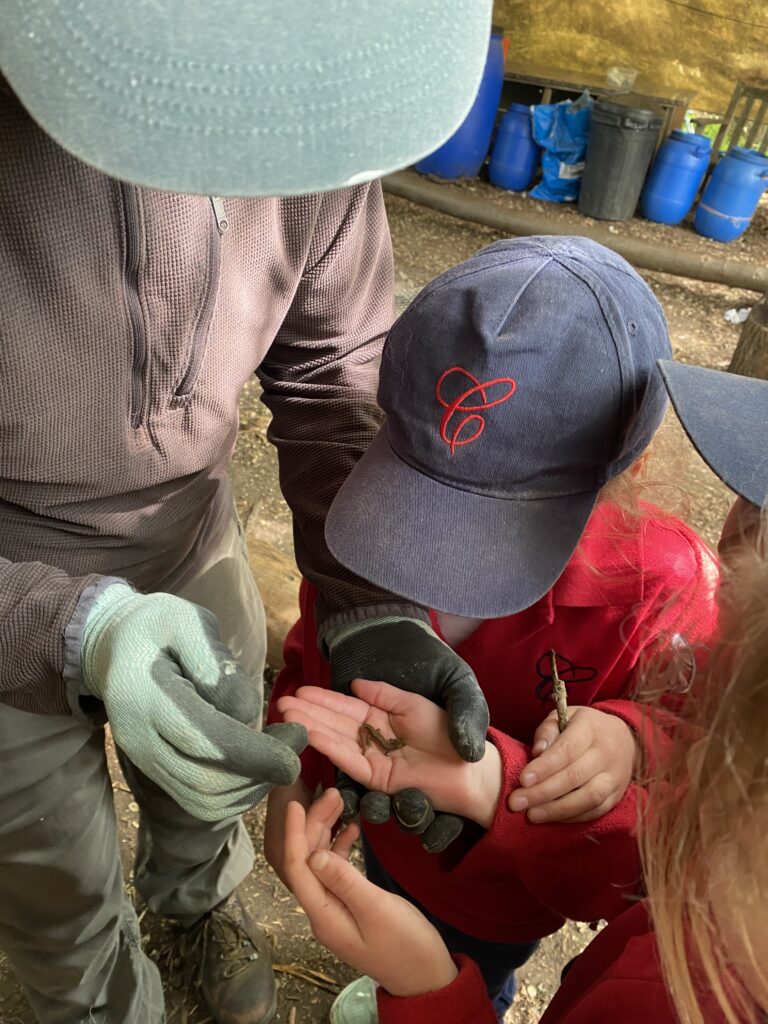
[728,296,768,380]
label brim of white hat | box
[659,360,768,509]
[326,429,599,619]
[0,0,493,196]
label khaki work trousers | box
[0,516,266,1024]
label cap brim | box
[659,360,768,508]
[0,0,492,196]
[325,430,598,618]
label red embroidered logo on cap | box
[435,367,517,455]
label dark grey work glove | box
[335,773,466,854]
[81,584,307,821]
[327,617,489,853]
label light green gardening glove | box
[80,584,307,821]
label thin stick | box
[273,963,341,994]
[549,650,569,733]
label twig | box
[549,650,569,733]
[273,963,341,994]
[288,1008,297,1024]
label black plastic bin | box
[578,100,663,220]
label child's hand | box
[277,679,502,829]
[283,788,458,998]
[508,707,637,823]
[264,777,312,889]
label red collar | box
[431,503,658,650]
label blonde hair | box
[598,426,689,525]
[641,513,768,1024]
[573,433,690,591]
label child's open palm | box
[277,679,501,828]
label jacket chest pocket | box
[175,197,228,398]
[119,186,226,427]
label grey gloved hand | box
[81,583,307,820]
[336,771,390,824]
[328,616,489,852]
[392,791,465,854]
[336,774,465,853]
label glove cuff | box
[325,615,439,654]
[80,582,139,697]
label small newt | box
[358,723,406,756]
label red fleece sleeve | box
[449,728,642,923]
[377,956,496,1024]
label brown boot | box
[190,892,278,1024]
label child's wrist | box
[383,950,459,998]
[468,740,503,830]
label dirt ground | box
[0,189,763,1024]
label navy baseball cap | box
[0,0,492,196]
[659,361,768,509]
[326,236,672,618]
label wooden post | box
[728,296,768,381]
[730,93,755,150]
[712,82,743,165]
[745,96,768,149]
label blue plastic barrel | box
[640,130,712,224]
[415,29,506,180]
[694,147,768,242]
[488,104,540,191]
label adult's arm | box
[0,559,117,715]
[257,182,426,631]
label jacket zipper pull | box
[210,196,229,234]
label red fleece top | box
[376,903,731,1024]
[269,505,718,942]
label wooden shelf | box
[503,59,695,139]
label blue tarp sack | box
[530,91,592,202]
